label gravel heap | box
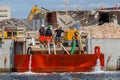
[85,23,120,39]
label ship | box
[14,45,104,73]
[13,5,104,72]
[3,5,118,73]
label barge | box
[14,45,104,73]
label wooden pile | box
[82,23,120,38]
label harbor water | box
[0,71,120,80]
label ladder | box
[48,42,56,54]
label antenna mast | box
[66,0,69,29]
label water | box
[1,71,120,80]
[94,58,102,72]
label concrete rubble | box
[81,23,120,39]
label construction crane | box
[28,5,42,20]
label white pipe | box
[48,42,50,54]
[28,54,32,72]
[53,43,56,54]
[31,37,36,46]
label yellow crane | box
[29,5,42,20]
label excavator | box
[28,5,42,20]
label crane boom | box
[29,5,42,20]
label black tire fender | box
[27,47,32,54]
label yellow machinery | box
[64,30,80,41]
[0,31,17,42]
[63,30,80,46]
[2,27,17,39]
[3,31,17,39]
[4,32,7,38]
[29,5,42,20]
[0,32,3,42]
[2,26,26,39]
[0,24,4,42]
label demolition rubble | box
[85,23,120,39]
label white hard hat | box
[41,24,44,27]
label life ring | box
[94,46,101,58]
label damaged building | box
[31,10,120,30]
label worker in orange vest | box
[39,25,46,47]
[45,25,53,45]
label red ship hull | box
[14,53,104,73]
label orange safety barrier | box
[14,54,104,73]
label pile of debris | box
[83,23,120,38]
[0,18,31,30]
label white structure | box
[87,39,120,70]
[0,6,11,21]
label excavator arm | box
[29,5,42,20]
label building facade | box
[0,6,11,21]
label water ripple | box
[0,71,120,80]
